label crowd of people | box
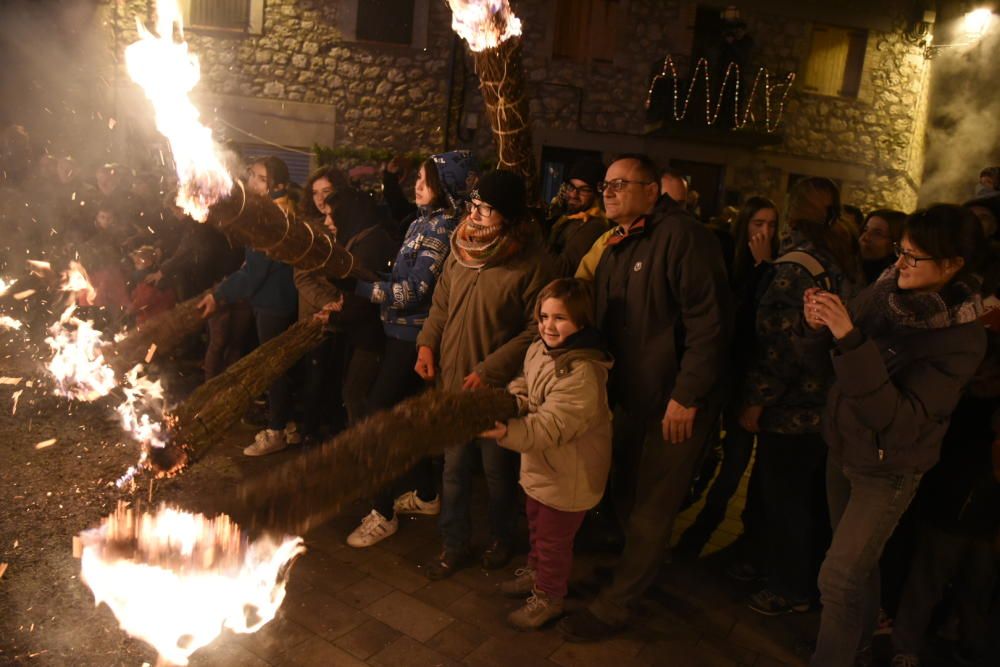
[1,121,998,666]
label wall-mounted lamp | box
[924,6,996,57]
[963,7,994,37]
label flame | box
[46,305,118,402]
[124,0,232,221]
[78,503,305,666]
[0,277,15,296]
[46,267,168,477]
[447,0,522,52]
[0,315,23,330]
[62,261,97,305]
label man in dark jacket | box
[561,154,733,641]
[544,157,609,277]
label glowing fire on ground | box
[45,264,167,481]
[124,0,232,221]
[447,0,522,52]
[78,503,305,666]
[45,304,117,402]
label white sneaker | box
[346,510,398,548]
[393,490,441,516]
[283,421,302,446]
[243,429,288,457]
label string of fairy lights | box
[646,55,796,133]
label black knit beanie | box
[565,157,605,190]
[472,169,527,220]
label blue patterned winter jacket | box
[355,207,458,341]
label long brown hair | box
[784,177,856,275]
[299,165,350,219]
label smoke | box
[920,25,1000,205]
[0,0,115,163]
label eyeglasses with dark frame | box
[562,182,595,196]
[893,243,935,268]
[597,179,655,194]
[466,200,496,217]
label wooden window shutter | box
[803,26,849,96]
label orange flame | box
[447,0,522,52]
[124,0,232,221]
[79,504,305,666]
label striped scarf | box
[451,217,518,268]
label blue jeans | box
[811,458,922,667]
[254,310,297,430]
[439,437,518,553]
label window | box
[553,0,620,63]
[338,0,428,49]
[356,0,415,45]
[182,0,263,35]
[802,25,867,98]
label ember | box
[77,503,304,666]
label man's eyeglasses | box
[466,200,495,217]
[563,183,595,196]
[597,179,654,194]
[893,243,935,268]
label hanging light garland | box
[645,55,796,133]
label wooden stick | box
[473,37,538,203]
[237,388,519,535]
[105,290,208,377]
[150,319,326,474]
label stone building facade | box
[104,0,933,213]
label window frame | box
[179,0,263,36]
[337,0,430,50]
[801,23,869,99]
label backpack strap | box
[773,250,834,292]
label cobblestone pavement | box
[184,442,819,667]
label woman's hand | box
[748,232,773,266]
[461,372,485,391]
[810,291,854,340]
[197,292,217,318]
[414,346,436,380]
[479,421,508,440]
[803,288,826,331]
[739,405,764,433]
[313,295,344,323]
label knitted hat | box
[471,169,526,220]
[564,157,605,190]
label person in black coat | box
[800,205,989,667]
[675,196,779,563]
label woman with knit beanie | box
[414,169,553,579]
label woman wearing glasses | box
[414,169,552,578]
[858,209,906,285]
[801,204,988,667]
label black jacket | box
[815,280,987,473]
[592,200,732,418]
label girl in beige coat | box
[481,278,613,630]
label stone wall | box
[102,0,930,212]
[733,9,931,212]
[110,0,454,157]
